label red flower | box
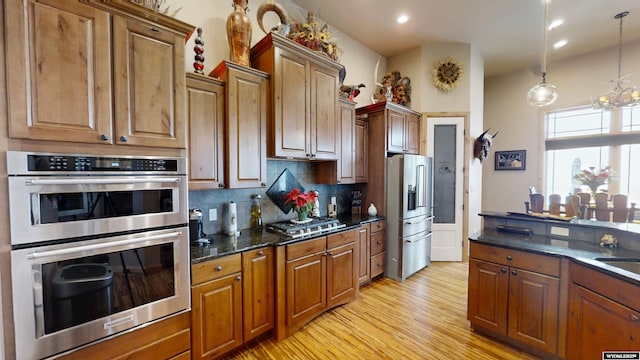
[284,188,317,215]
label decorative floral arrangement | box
[433,57,463,92]
[574,166,616,193]
[287,12,341,62]
[284,188,318,220]
[374,70,412,106]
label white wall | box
[483,40,640,212]
[165,0,385,107]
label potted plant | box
[284,188,317,222]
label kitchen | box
[1,0,640,359]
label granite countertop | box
[191,214,385,264]
[470,228,640,285]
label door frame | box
[421,112,471,261]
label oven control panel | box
[26,154,178,172]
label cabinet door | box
[225,66,268,188]
[568,284,640,359]
[467,259,508,334]
[242,248,274,342]
[404,113,420,154]
[113,16,186,148]
[5,0,112,143]
[337,100,355,183]
[272,48,309,158]
[358,225,370,285]
[186,75,225,190]
[354,119,369,183]
[310,63,339,160]
[286,252,326,333]
[191,273,243,359]
[387,110,406,153]
[327,241,358,308]
[507,268,560,354]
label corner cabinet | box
[274,228,359,341]
[186,73,225,190]
[5,0,192,148]
[210,61,269,189]
[467,242,567,358]
[251,33,341,160]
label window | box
[545,106,640,208]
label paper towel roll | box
[228,201,238,236]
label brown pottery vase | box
[227,0,251,67]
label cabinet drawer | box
[192,253,242,285]
[371,252,385,277]
[370,231,386,255]
[286,237,326,261]
[327,228,357,249]
[370,220,386,233]
[470,242,560,277]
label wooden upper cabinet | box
[405,113,420,154]
[357,101,421,155]
[186,73,225,190]
[251,33,341,160]
[316,99,356,184]
[211,61,269,189]
[5,0,113,143]
[354,118,368,183]
[113,16,186,148]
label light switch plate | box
[209,208,217,221]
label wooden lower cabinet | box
[242,247,275,342]
[567,262,640,359]
[369,220,386,278]
[58,311,191,360]
[276,228,359,340]
[467,242,565,357]
[357,224,371,284]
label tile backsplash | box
[189,159,365,235]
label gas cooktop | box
[266,217,346,239]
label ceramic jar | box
[368,203,378,216]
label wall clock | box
[433,57,463,92]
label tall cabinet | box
[251,33,341,160]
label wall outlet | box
[209,208,217,221]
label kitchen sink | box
[594,258,640,276]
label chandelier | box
[527,0,558,107]
[592,11,640,109]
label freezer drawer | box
[387,230,432,282]
[401,215,433,238]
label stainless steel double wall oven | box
[7,151,190,359]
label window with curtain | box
[544,106,640,210]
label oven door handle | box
[26,231,182,260]
[25,178,181,186]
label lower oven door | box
[11,227,190,360]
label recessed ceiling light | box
[553,39,568,49]
[548,19,564,30]
[397,15,409,24]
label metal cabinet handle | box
[261,182,266,187]
[218,183,225,188]
[120,135,128,142]
[215,266,222,272]
[236,276,241,281]
[257,251,264,256]
[511,270,518,276]
[100,134,109,141]
[506,255,513,261]
[500,268,507,273]
[328,251,333,256]
[630,314,639,322]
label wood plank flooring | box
[223,262,539,359]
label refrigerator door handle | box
[405,216,434,225]
[416,164,426,207]
[404,231,432,243]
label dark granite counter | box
[474,212,640,285]
[191,214,385,264]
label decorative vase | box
[226,0,251,67]
[368,203,378,216]
[296,209,308,221]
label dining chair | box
[576,192,592,219]
[564,194,581,218]
[594,192,610,221]
[611,194,636,222]
[548,194,562,215]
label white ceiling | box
[290,0,640,77]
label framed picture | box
[495,150,526,170]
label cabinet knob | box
[100,134,109,141]
[218,183,225,188]
[120,135,129,142]
[215,265,222,272]
[257,251,264,256]
[500,268,507,273]
[630,314,639,322]
[328,251,333,256]
[506,255,513,261]
[236,276,241,282]
[261,182,266,187]
[511,270,518,276]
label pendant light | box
[527,0,558,107]
[592,11,640,109]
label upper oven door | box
[8,176,187,245]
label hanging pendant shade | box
[527,0,558,107]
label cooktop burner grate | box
[266,217,345,238]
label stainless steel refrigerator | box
[386,154,433,281]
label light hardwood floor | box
[223,262,539,359]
